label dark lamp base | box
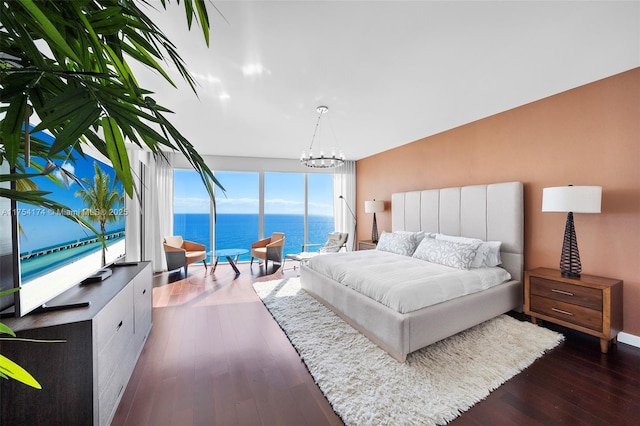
[371,212,379,245]
[559,212,582,279]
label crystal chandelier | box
[300,106,345,168]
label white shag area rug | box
[253,277,564,426]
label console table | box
[0,261,152,425]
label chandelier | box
[300,106,345,168]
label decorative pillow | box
[393,230,433,244]
[435,234,485,267]
[434,233,482,245]
[481,241,502,267]
[375,231,420,256]
[412,238,480,269]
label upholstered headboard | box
[391,181,524,282]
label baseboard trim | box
[618,332,640,348]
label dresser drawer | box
[530,295,603,331]
[98,343,137,426]
[95,284,135,390]
[133,270,152,335]
[95,284,134,352]
[530,277,602,310]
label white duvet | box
[306,250,512,314]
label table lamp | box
[542,185,602,277]
[364,199,384,243]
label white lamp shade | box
[364,200,384,213]
[542,186,602,213]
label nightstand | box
[358,240,377,250]
[524,267,623,353]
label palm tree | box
[75,162,124,266]
[1,0,223,216]
[1,0,222,390]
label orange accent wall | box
[356,68,640,337]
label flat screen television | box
[6,130,126,317]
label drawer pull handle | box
[116,320,123,331]
[551,289,574,296]
[551,307,573,316]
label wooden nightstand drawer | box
[524,267,623,354]
[530,295,603,332]
[530,276,602,310]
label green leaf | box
[49,106,102,156]
[195,0,211,46]
[0,323,16,338]
[0,354,42,389]
[19,0,81,63]
[0,288,20,298]
[101,117,133,197]
[122,39,175,87]
[103,44,135,96]
[34,87,94,128]
[0,95,27,167]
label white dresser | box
[0,261,152,425]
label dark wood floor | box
[113,262,640,425]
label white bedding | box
[306,250,511,314]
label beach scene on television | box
[16,147,126,288]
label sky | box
[174,169,334,216]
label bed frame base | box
[300,265,523,362]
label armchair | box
[250,232,285,271]
[163,236,207,276]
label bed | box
[300,181,524,361]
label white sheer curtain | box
[124,147,143,262]
[333,160,357,250]
[148,153,174,272]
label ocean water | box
[173,213,335,262]
[20,231,125,282]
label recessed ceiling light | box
[242,63,267,76]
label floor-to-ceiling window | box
[174,169,336,262]
[214,171,259,261]
[264,172,304,256]
[307,173,335,249]
[173,169,211,255]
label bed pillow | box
[393,230,433,244]
[435,234,503,268]
[412,238,480,269]
[435,234,485,267]
[434,233,481,245]
[375,231,420,256]
[482,241,502,267]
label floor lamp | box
[338,195,357,251]
[542,185,602,277]
[364,199,384,243]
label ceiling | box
[132,1,639,162]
